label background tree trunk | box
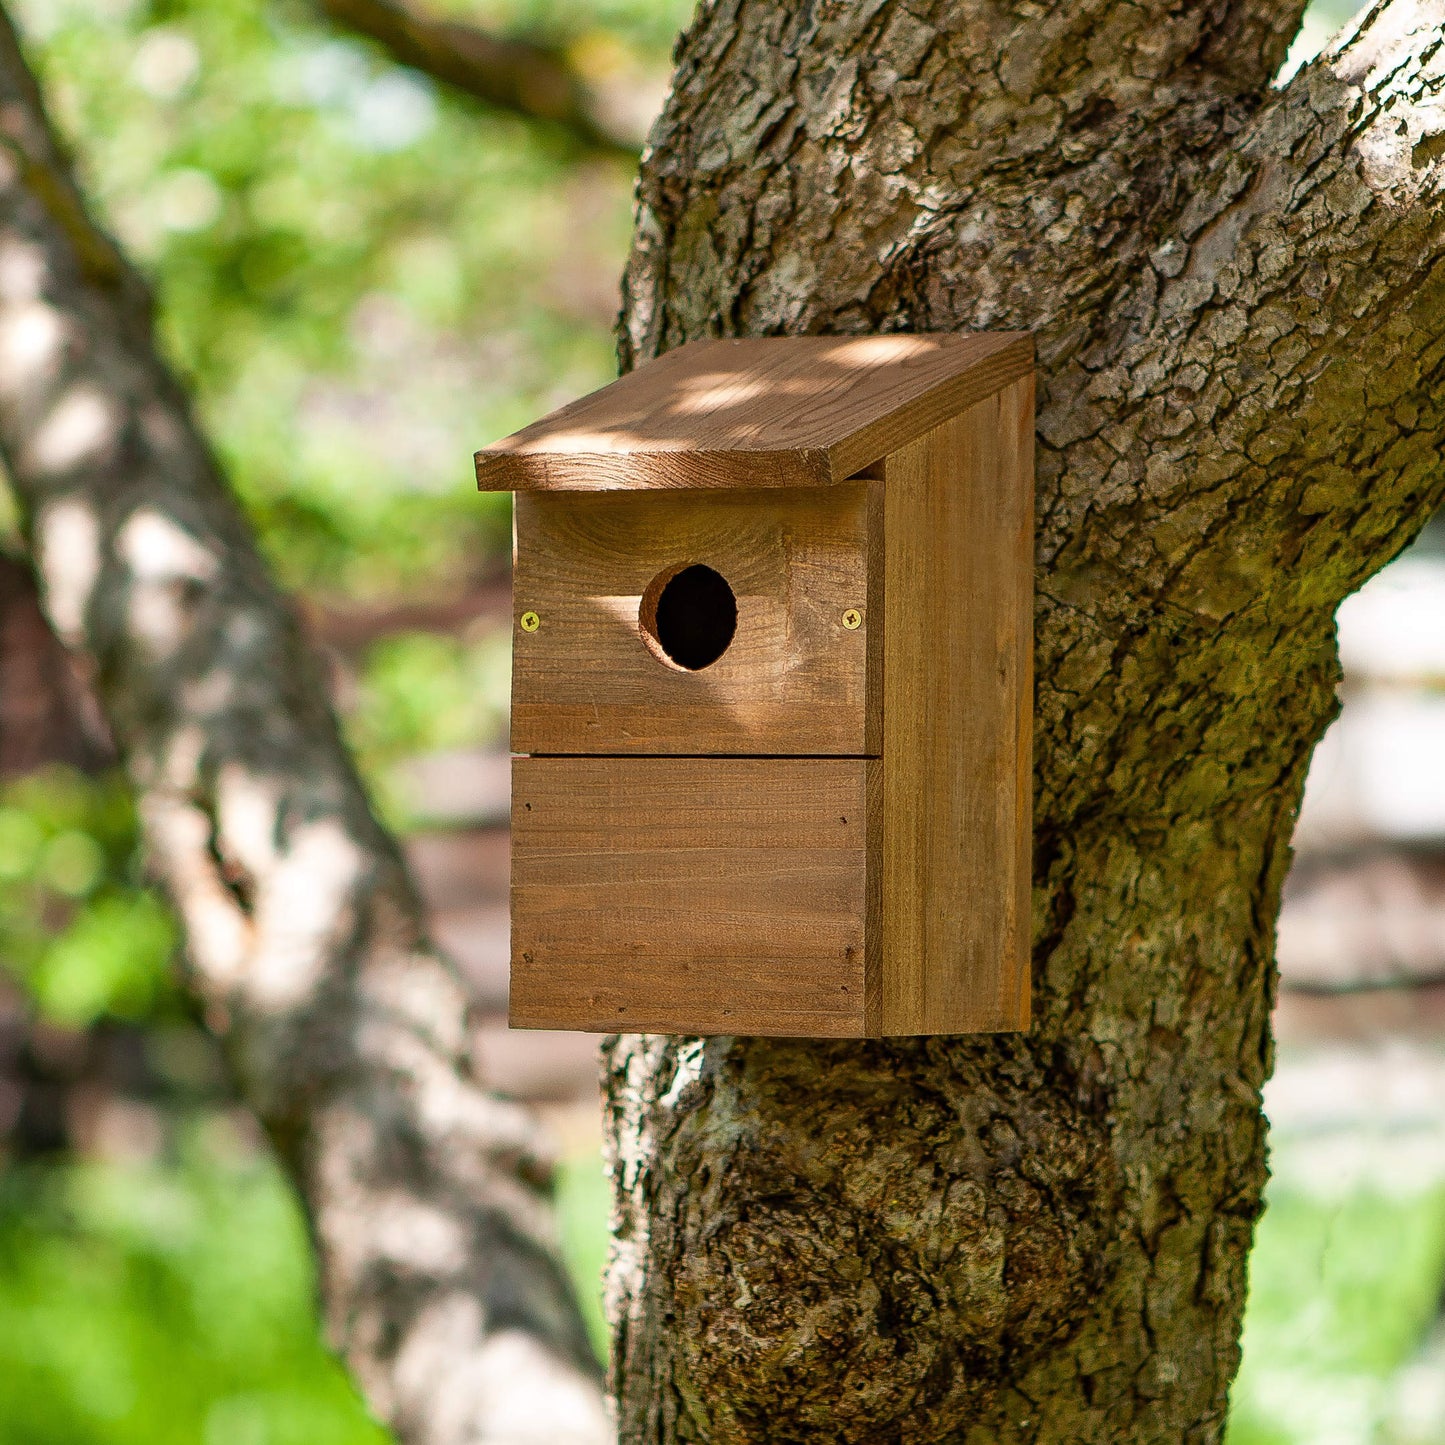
[0,10,609,1443]
[605,2,1445,1440]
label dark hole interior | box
[651,564,737,670]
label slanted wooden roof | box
[475,332,1032,491]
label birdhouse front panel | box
[511,484,878,756]
[477,333,1034,1039]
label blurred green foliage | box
[1228,1176,1445,1445]
[0,1124,606,1445]
[13,0,648,601]
[0,1119,389,1445]
[0,768,177,1028]
[555,1150,610,1357]
[348,627,510,819]
[427,0,686,54]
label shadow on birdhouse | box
[476,333,1034,1038]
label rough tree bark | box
[0,11,609,1444]
[606,2,1445,1441]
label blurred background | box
[0,2,1437,1443]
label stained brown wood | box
[878,381,1034,1033]
[500,336,1033,1038]
[511,485,877,756]
[476,332,1032,492]
[509,756,879,1035]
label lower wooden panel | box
[510,756,877,1036]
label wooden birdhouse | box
[475,333,1034,1038]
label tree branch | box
[1036,0,1445,619]
[0,8,609,1442]
[316,0,642,156]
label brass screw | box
[842,607,863,630]
[519,610,541,633]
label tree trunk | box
[0,10,608,1443]
[605,2,1445,1440]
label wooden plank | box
[878,379,1033,1034]
[510,756,879,1036]
[476,333,1033,491]
[511,486,877,756]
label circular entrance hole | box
[640,563,737,671]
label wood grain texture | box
[511,486,876,755]
[476,332,1032,491]
[509,756,878,1036]
[879,381,1033,1034]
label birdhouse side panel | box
[879,378,1034,1034]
